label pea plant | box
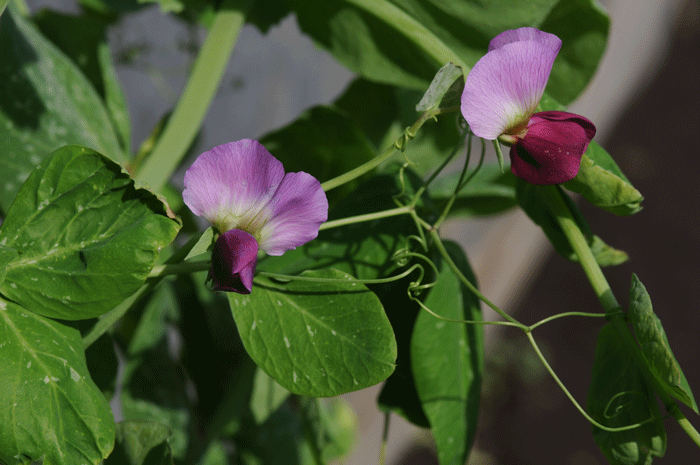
[0,0,697,464]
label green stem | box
[321,108,440,192]
[319,206,412,230]
[341,0,469,72]
[526,332,652,432]
[149,260,210,277]
[136,0,247,192]
[528,311,611,331]
[543,185,700,446]
[429,228,526,329]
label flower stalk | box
[136,0,247,192]
[542,185,700,447]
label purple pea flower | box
[183,139,328,294]
[461,27,596,185]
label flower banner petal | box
[488,27,561,54]
[461,30,561,139]
[183,140,285,234]
[258,171,329,256]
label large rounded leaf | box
[0,297,115,464]
[0,145,180,320]
[229,269,397,397]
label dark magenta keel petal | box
[208,229,258,294]
[510,111,596,185]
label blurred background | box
[22,0,700,463]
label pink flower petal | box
[510,111,596,185]
[208,229,258,294]
[257,171,329,256]
[461,28,562,139]
[183,140,285,234]
[488,27,562,54]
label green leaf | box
[430,164,517,217]
[0,297,115,464]
[127,282,179,356]
[0,0,8,16]
[107,421,173,465]
[565,143,644,216]
[516,182,628,267]
[140,0,185,13]
[0,9,125,212]
[538,93,643,216]
[377,275,430,428]
[0,145,180,320]
[291,0,607,105]
[120,354,190,459]
[317,399,358,462]
[334,78,463,177]
[628,274,698,413]
[587,324,666,465]
[229,269,397,397]
[32,9,132,155]
[411,241,483,465]
[0,244,18,287]
[539,0,609,105]
[415,62,464,112]
[250,368,291,425]
[259,105,376,206]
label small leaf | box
[0,145,180,320]
[566,144,644,216]
[334,78,462,177]
[229,269,397,397]
[292,0,607,102]
[516,182,628,267]
[259,105,376,206]
[587,324,666,465]
[411,241,483,465]
[0,297,116,464]
[107,421,173,465]
[628,274,698,413]
[415,62,464,112]
[538,93,643,216]
[430,164,517,217]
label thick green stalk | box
[543,185,700,447]
[136,0,247,192]
[341,0,469,72]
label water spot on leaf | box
[252,320,256,330]
[70,367,80,382]
[43,376,50,384]
[331,330,337,336]
[293,371,298,383]
[284,337,291,348]
[26,362,31,368]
